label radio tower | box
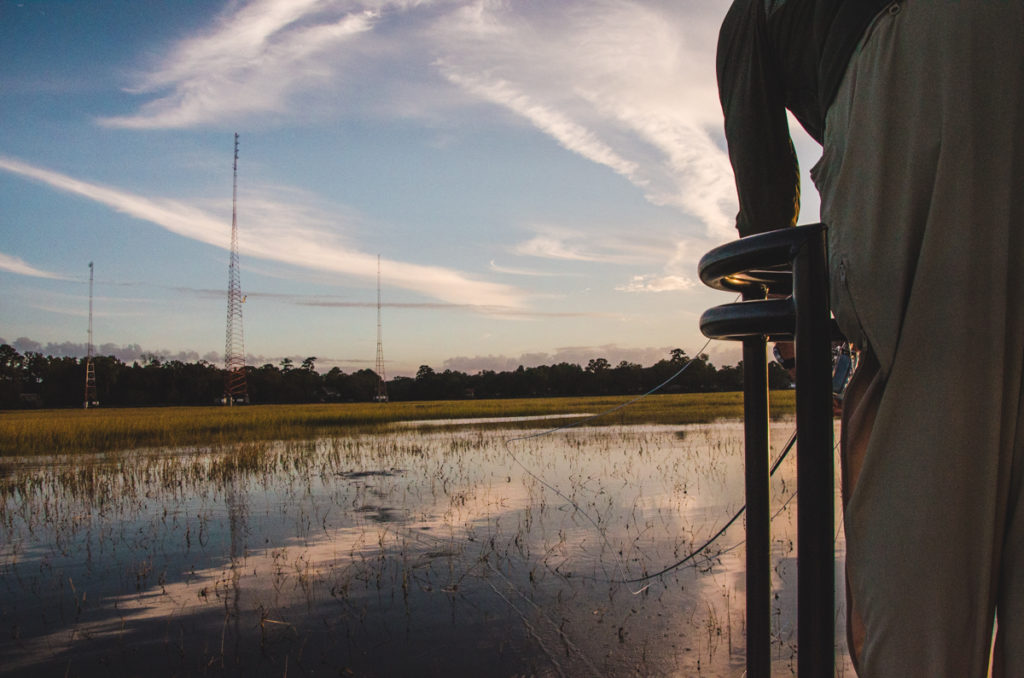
[83,261,98,408]
[374,255,388,402]
[224,133,249,405]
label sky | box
[0,0,822,377]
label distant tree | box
[646,352,685,392]
[348,369,380,401]
[386,375,415,401]
[323,366,346,393]
[37,355,82,407]
[283,362,321,402]
[678,352,715,392]
[0,344,25,408]
[0,343,794,409]
[0,344,24,376]
[547,362,584,395]
[413,365,440,399]
[584,357,612,394]
[141,353,162,368]
[715,362,745,392]
[249,363,284,403]
[613,360,644,394]
[470,369,499,398]
[437,369,470,399]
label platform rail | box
[697,223,835,678]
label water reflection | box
[394,413,595,427]
[0,420,852,676]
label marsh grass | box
[0,392,794,457]
[0,414,855,676]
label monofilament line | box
[502,332,804,592]
[503,337,717,590]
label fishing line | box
[504,335,716,446]
[621,433,846,585]
[505,411,800,590]
[618,428,797,585]
[500,333,806,590]
[500,326,827,591]
[501,337,714,582]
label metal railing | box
[697,223,835,677]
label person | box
[716,1,1024,676]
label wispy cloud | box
[612,236,703,293]
[0,252,74,280]
[510,223,688,267]
[296,299,464,309]
[99,0,382,129]
[169,287,474,310]
[488,260,580,277]
[431,1,737,238]
[0,155,527,309]
[513,234,605,263]
[616,273,695,293]
[98,0,738,240]
[440,65,643,184]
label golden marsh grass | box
[0,391,795,457]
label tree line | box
[0,344,792,409]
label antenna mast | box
[83,261,98,408]
[224,133,249,404]
[374,255,388,402]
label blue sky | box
[0,0,820,377]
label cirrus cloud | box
[96,0,739,240]
[0,155,526,310]
[0,252,73,280]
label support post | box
[698,223,837,677]
[742,285,771,677]
[793,227,835,677]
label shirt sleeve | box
[716,0,801,237]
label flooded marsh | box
[0,416,852,676]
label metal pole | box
[741,287,771,676]
[697,224,837,676]
[793,227,835,676]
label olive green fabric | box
[812,1,1024,675]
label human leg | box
[993,389,1024,677]
[838,348,883,670]
[816,1,1024,674]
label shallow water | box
[0,419,853,676]
[393,413,595,426]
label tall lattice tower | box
[224,133,249,405]
[374,255,388,402]
[83,261,98,408]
